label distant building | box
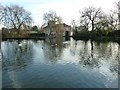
[41,21,72,37]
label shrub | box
[73,30,90,40]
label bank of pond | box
[2,29,120,44]
[72,30,120,43]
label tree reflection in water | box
[1,38,119,88]
[70,39,119,74]
[2,40,34,71]
[2,39,119,73]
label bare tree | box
[1,5,32,30]
[71,19,77,30]
[43,11,62,37]
[114,1,120,30]
[0,4,4,22]
[79,16,89,31]
[95,2,119,31]
[43,10,62,25]
[115,1,120,22]
[81,7,103,31]
[107,11,118,30]
[71,19,78,35]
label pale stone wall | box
[42,23,71,37]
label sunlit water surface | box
[1,38,119,88]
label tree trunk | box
[17,29,20,35]
[90,40,94,59]
[91,20,94,31]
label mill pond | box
[1,37,119,88]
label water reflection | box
[2,40,34,71]
[41,36,64,63]
[70,40,119,74]
[1,38,119,88]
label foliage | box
[73,30,90,40]
[32,26,39,31]
[29,33,45,37]
[72,29,115,40]
[2,30,29,38]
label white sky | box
[0,0,120,27]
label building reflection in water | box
[41,36,64,63]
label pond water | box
[1,37,119,88]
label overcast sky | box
[0,0,120,26]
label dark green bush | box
[29,33,45,37]
[72,30,90,40]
